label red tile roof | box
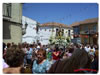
[70,18,98,27]
[40,22,69,28]
[70,22,81,27]
[80,18,98,24]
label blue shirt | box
[26,48,33,59]
[32,59,51,74]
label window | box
[62,29,64,36]
[3,20,11,39]
[84,38,88,44]
[56,29,59,36]
[84,26,88,31]
[3,3,11,17]
[93,26,96,31]
[68,30,70,37]
[74,27,80,34]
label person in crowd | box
[3,46,25,74]
[21,43,28,66]
[62,47,73,60]
[94,44,98,51]
[80,44,85,49]
[6,43,11,49]
[31,44,37,61]
[3,43,6,59]
[89,45,95,54]
[48,48,91,73]
[3,59,9,69]
[89,50,98,73]
[52,46,61,63]
[47,48,52,61]
[32,49,51,73]
[59,48,65,59]
[3,43,9,69]
[62,52,68,59]
[11,42,15,46]
[26,46,33,65]
[18,43,22,49]
[37,43,41,50]
[84,44,91,53]
[67,46,74,56]
[73,43,80,50]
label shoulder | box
[33,60,37,64]
[3,67,21,74]
[48,60,63,73]
[43,59,50,64]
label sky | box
[23,3,98,25]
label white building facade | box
[22,16,38,44]
[22,17,73,45]
[38,22,73,45]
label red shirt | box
[52,51,60,60]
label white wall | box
[38,26,73,45]
[38,27,52,45]
[22,16,73,45]
[22,16,37,44]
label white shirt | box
[84,46,91,52]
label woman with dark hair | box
[3,46,25,74]
[48,49,91,73]
[6,43,11,49]
[32,49,51,73]
[52,47,61,63]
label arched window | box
[68,30,70,37]
[62,29,64,36]
[56,29,59,36]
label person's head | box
[54,46,59,51]
[87,44,90,48]
[11,44,17,49]
[38,43,41,46]
[7,43,11,48]
[60,48,63,51]
[90,45,94,49]
[30,44,33,48]
[37,49,46,62]
[62,49,91,73]
[68,47,74,53]
[5,46,25,67]
[18,43,22,49]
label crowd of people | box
[3,42,98,74]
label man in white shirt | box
[84,45,91,53]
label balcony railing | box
[80,30,97,34]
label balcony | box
[80,30,97,35]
